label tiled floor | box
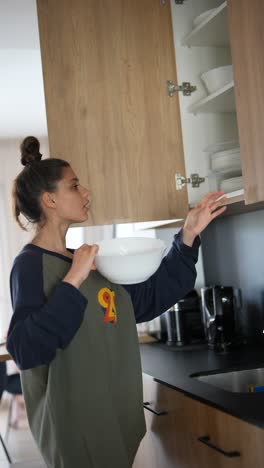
[0,395,45,468]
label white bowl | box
[95,237,166,284]
[193,8,217,28]
[201,65,233,94]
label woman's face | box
[45,166,92,224]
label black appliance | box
[201,285,242,351]
[165,290,204,346]
[147,313,168,342]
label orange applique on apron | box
[98,287,117,325]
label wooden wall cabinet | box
[36,0,188,227]
[133,373,264,468]
[36,0,264,227]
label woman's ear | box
[42,192,55,208]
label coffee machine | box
[165,290,204,346]
[201,286,242,351]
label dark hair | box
[12,136,70,231]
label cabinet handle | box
[143,401,168,416]
[197,435,240,458]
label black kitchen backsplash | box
[201,209,264,339]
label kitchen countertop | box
[139,341,264,429]
[0,343,11,362]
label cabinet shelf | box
[135,190,245,230]
[134,218,183,231]
[189,189,244,209]
[181,2,229,47]
[189,81,235,114]
[220,188,244,201]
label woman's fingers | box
[209,197,228,212]
[201,191,225,202]
[211,205,227,219]
[200,190,223,200]
[196,191,226,208]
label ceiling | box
[0,0,48,139]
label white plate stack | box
[220,176,243,192]
[211,148,241,174]
[204,141,243,193]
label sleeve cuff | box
[174,229,201,256]
[59,281,88,309]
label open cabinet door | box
[36,0,188,225]
[227,0,264,205]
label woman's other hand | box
[62,244,99,288]
[182,191,227,247]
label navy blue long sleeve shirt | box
[7,229,200,370]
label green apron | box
[21,253,146,468]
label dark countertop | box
[139,342,264,429]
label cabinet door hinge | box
[175,173,205,190]
[167,80,196,97]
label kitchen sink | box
[191,366,264,393]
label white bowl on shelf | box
[95,237,166,284]
[211,148,241,173]
[201,65,233,94]
[220,176,243,193]
[193,8,217,28]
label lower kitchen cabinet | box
[133,373,190,468]
[133,373,264,468]
[186,397,264,468]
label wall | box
[201,209,264,338]
[0,137,50,336]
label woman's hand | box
[182,191,227,247]
[62,244,99,289]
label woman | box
[7,136,227,468]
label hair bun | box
[20,136,42,166]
